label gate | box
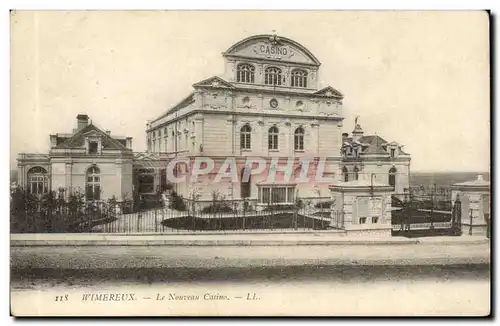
[391,189,462,237]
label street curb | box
[9,239,489,247]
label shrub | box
[263,204,296,211]
[314,201,333,209]
[169,191,186,211]
[201,203,234,214]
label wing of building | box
[17,114,134,201]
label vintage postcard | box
[10,10,490,317]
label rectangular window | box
[259,186,295,204]
[294,135,304,151]
[268,134,278,150]
[390,148,396,158]
[241,134,251,150]
[359,217,367,224]
[89,141,98,154]
[372,217,379,224]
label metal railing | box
[10,191,341,233]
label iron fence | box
[391,189,461,237]
[11,189,341,233]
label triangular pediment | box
[192,76,235,89]
[56,124,129,151]
[314,86,344,99]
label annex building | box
[17,34,411,206]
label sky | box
[10,10,490,172]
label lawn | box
[161,212,331,231]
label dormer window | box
[85,135,102,155]
[390,148,396,158]
[88,141,98,154]
[291,69,308,88]
[237,64,255,83]
[265,67,283,86]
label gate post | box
[469,209,473,236]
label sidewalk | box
[10,233,489,247]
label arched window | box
[27,166,48,195]
[86,166,101,201]
[342,167,349,182]
[265,67,283,86]
[294,127,304,151]
[240,167,251,199]
[389,167,397,189]
[353,166,359,181]
[240,124,251,150]
[268,126,279,150]
[237,64,255,83]
[291,69,308,88]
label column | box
[65,161,73,197]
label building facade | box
[340,119,411,194]
[145,34,411,203]
[16,34,411,205]
[17,115,134,201]
[145,34,346,202]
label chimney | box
[76,114,89,131]
[50,134,57,148]
[105,130,111,136]
[342,133,349,143]
[126,137,133,149]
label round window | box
[270,98,279,108]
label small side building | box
[17,114,134,201]
[451,175,490,236]
[341,119,411,195]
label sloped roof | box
[359,135,389,155]
[343,134,410,156]
[55,124,130,150]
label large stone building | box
[17,33,411,205]
[144,33,411,203]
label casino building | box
[17,33,411,204]
[144,33,411,203]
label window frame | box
[240,124,252,150]
[258,185,296,205]
[389,167,397,189]
[85,166,101,201]
[27,166,49,195]
[353,166,359,181]
[291,69,308,88]
[236,63,255,83]
[264,67,283,86]
[294,127,305,151]
[268,126,279,150]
